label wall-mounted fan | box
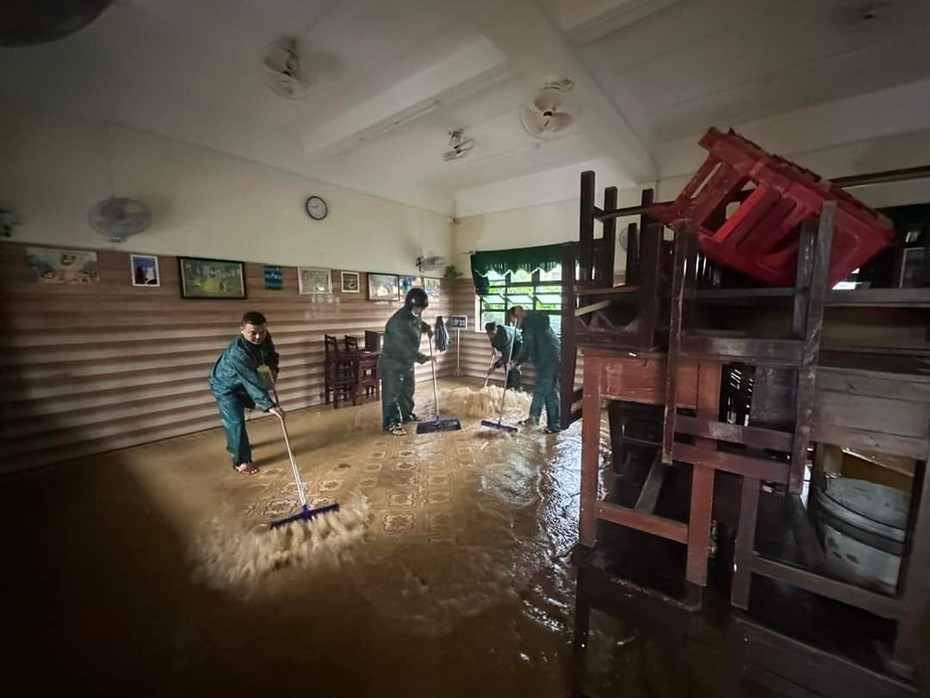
[443,129,474,162]
[88,197,152,243]
[417,255,447,273]
[262,38,310,100]
[520,78,576,139]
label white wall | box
[0,102,452,274]
[454,127,930,269]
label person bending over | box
[512,310,561,433]
[208,311,283,474]
[484,321,522,390]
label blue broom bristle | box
[269,503,340,529]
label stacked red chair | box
[651,128,894,286]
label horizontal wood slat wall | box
[0,243,453,472]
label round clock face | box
[305,195,328,220]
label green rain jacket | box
[490,324,522,368]
[382,307,430,366]
[208,334,280,411]
[513,312,560,377]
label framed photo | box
[424,277,440,299]
[368,272,399,300]
[399,275,424,297]
[130,254,160,287]
[27,247,100,284]
[178,257,246,299]
[899,247,930,288]
[263,265,283,290]
[340,270,360,293]
[298,267,332,295]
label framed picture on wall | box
[298,267,333,295]
[130,254,160,287]
[399,275,424,297]
[368,272,399,300]
[423,277,440,299]
[26,247,100,284]
[263,265,283,290]
[340,271,360,293]
[178,257,246,299]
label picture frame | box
[263,265,283,290]
[423,277,440,299]
[399,274,424,297]
[27,247,100,284]
[130,254,160,287]
[340,270,360,294]
[298,267,333,295]
[367,272,400,301]
[178,257,246,299]
[899,247,930,288]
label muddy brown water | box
[3,383,731,696]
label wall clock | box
[305,195,328,220]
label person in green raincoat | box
[512,309,561,433]
[208,311,283,474]
[381,287,435,435]
[484,321,522,390]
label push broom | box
[268,390,339,529]
[481,330,518,433]
[416,335,462,434]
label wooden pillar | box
[579,171,595,286]
[560,243,577,430]
[579,356,602,547]
[599,186,618,286]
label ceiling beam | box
[301,36,508,157]
[458,0,658,183]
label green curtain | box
[470,243,567,296]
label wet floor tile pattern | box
[244,427,495,543]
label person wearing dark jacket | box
[208,311,282,474]
[381,287,435,435]
[484,321,522,390]
[512,310,561,433]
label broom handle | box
[497,329,516,423]
[429,335,441,418]
[269,379,307,509]
[482,348,496,388]
[275,412,307,509]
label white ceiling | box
[2,0,930,215]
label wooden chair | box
[354,353,380,404]
[324,334,356,408]
[344,335,359,352]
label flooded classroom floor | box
[4,381,734,697]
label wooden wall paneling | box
[0,243,454,472]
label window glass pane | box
[534,293,562,305]
[485,270,507,282]
[539,266,562,282]
[511,269,533,282]
[549,313,562,335]
[507,294,534,305]
[481,311,504,328]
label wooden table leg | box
[732,477,761,610]
[579,356,602,547]
[895,457,930,667]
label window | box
[478,266,563,335]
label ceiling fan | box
[520,78,577,139]
[443,129,474,162]
[417,255,447,273]
[262,37,311,100]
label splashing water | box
[437,385,531,419]
[190,497,371,593]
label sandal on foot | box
[390,426,407,436]
[234,462,259,474]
